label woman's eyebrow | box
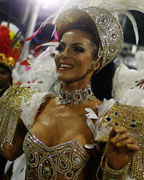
[59,42,85,47]
[71,43,83,46]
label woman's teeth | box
[59,64,72,68]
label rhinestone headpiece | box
[56,7,123,71]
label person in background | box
[0,25,21,180]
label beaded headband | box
[55,7,123,71]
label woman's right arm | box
[0,85,35,161]
[0,118,27,161]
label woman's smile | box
[58,62,74,71]
[55,29,94,83]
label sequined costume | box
[100,102,144,180]
[0,85,93,180]
[1,0,144,179]
[23,132,89,180]
[0,84,144,180]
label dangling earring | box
[87,61,98,73]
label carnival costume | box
[0,24,22,179]
[1,0,144,180]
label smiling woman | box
[55,29,100,85]
[0,1,144,180]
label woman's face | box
[0,66,11,88]
[55,29,96,83]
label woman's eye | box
[72,47,85,52]
[56,45,64,52]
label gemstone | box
[105,117,112,122]
[115,112,118,115]
[43,167,51,177]
[130,124,137,128]
[74,157,82,165]
[112,33,116,39]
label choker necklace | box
[59,84,94,105]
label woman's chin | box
[57,72,73,81]
[57,76,72,82]
[57,75,78,82]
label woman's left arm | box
[102,126,139,180]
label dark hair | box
[91,62,116,101]
[0,63,12,85]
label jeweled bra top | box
[23,132,90,180]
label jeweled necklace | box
[59,84,94,105]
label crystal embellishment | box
[23,132,89,180]
[59,84,94,105]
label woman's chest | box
[31,99,97,147]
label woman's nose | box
[61,47,70,57]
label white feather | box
[58,0,144,13]
[21,92,51,129]
[122,10,139,45]
[15,46,58,93]
[85,108,98,119]
[97,99,115,118]
[86,118,96,135]
[94,123,112,141]
[54,0,144,46]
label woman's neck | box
[61,79,90,92]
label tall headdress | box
[0,25,22,72]
[36,0,144,72]
[55,7,123,71]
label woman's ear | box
[94,62,100,71]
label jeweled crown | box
[56,7,123,71]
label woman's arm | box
[99,126,139,180]
[0,85,35,160]
[0,119,27,161]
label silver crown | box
[56,7,123,71]
[83,7,123,71]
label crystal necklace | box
[59,84,94,105]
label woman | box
[0,6,139,180]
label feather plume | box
[85,108,98,119]
[60,0,144,13]
[122,10,139,44]
[21,92,51,129]
[56,0,144,45]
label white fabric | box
[21,92,51,129]
[135,51,144,70]
[112,63,144,103]
[13,46,57,93]
[11,154,26,180]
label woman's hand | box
[106,126,139,170]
